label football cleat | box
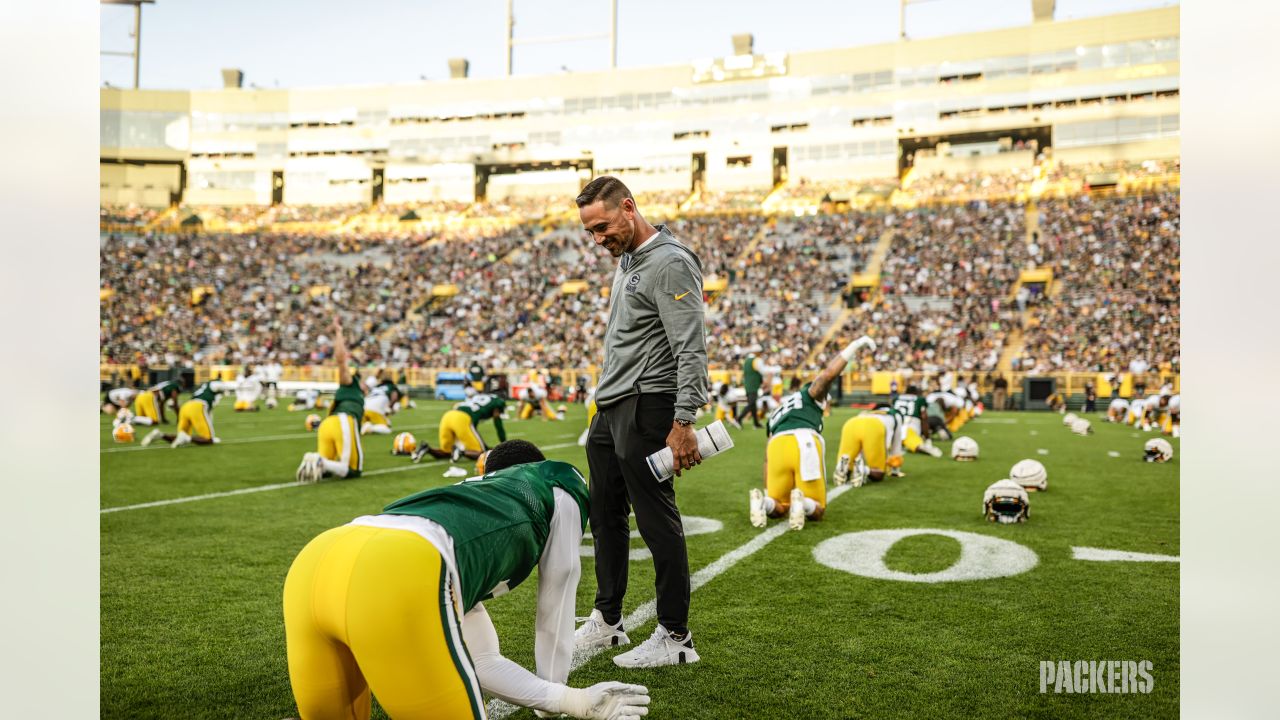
[296,454,314,484]
[613,625,700,668]
[983,479,1030,524]
[921,440,943,458]
[889,467,906,478]
[749,488,767,528]
[140,428,162,447]
[852,456,869,486]
[1009,459,1048,491]
[308,453,325,482]
[450,444,464,464]
[411,446,430,464]
[575,609,631,650]
[833,455,851,486]
[788,488,806,531]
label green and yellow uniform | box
[763,383,828,512]
[177,381,218,440]
[283,460,589,720]
[318,375,365,478]
[440,393,507,453]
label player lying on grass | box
[140,381,223,448]
[283,439,651,720]
[412,391,508,464]
[296,315,367,483]
[749,334,876,531]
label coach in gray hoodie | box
[572,176,710,668]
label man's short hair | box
[484,439,546,473]
[575,175,633,209]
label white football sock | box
[365,424,391,435]
[132,417,154,426]
[171,431,191,447]
[762,496,777,514]
[802,497,818,516]
[320,458,349,478]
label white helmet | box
[951,436,979,461]
[1071,418,1092,436]
[1144,438,1174,463]
[983,479,1030,524]
[1062,412,1079,426]
[1009,459,1048,491]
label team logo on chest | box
[624,273,641,294]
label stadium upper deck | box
[101,7,1178,208]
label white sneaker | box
[613,625,700,668]
[788,488,806,531]
[749,488,766,529]
[575,609,630,650]
[140,429,162,447]
[833,455,851,486]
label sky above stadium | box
[100,0,1177,90]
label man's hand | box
[666,423,701,477]
[554,681,651,720]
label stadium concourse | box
[100,161,1179,389]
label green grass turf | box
[101,402,1178,719]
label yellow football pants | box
[439,410,485,453]
[838,416,888,472]
[765,432,827,511]
[363,410,389,427]
[234,399,256,411]
[133,391,160,424]
[319,414,364,476]
[177,399,213,440]
[284,525,485,720]
[904,426,924,453]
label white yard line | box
[1071,547,1179,563]
[100,441,577,513]
[486,483,854,718]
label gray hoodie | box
[595,225,709,423]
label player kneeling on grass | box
[283,439,651,720]
[141,381,223,448]
[361,375,394,436]
[413,392,507,465]
[131,379,181,427]
[749,335,876,531]
[296,316,367,484]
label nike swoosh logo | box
[674,291,691,300]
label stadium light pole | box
[101,0,155,89]
[505,0,618,76]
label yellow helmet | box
[393,432,418,456]
[305,414,322,431]
[112,423,135,443]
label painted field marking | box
[1071,547,1179,563]
[486,483,855,718]
[101,441,577,513]
[1108,451,1121,458]
[812,528,1039,583]
[1037,449,1050,455]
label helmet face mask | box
[983,479,1029,523]
[1144,438,1174,462]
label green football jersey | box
[152,380,182,397]
[190,382,218,405]
[742,355,763,394]
[893,394,926,421]
[767,382,825,436]
[331,375,365,422]
[381,460,590,612]
[455,393,506,424]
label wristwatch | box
[674,418,695,427]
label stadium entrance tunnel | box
[812,529,1038,583]
[580,515,723,562]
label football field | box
[101,402,1178,719]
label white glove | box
[839,335,876,363]
[558,682,651,720]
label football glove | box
[554,681,651,720]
